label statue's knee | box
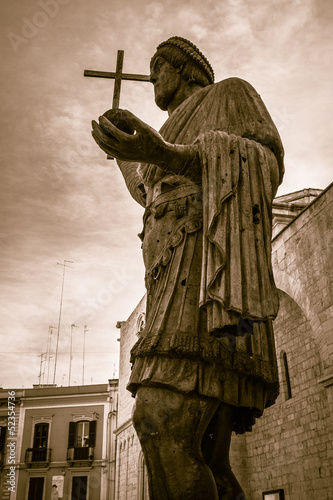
[132,395,146,428]
[132,387,181,445]
[132,393,158,443]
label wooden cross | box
[84,49,150,109]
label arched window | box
[281,351,292,400]
[137,451,149,500]
[136,313,146,337]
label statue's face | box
[150,55,182,111]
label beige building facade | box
[0,381,118,500]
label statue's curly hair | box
[151,36,214,88]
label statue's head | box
[151,37,214,87]
[150,36,214,113]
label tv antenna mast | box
[38,353,46,386]
[68,323,77,386]
[46,325,56,385]
[82,325,88,385]
[53,260,73,385]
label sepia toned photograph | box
[1,0,332,498]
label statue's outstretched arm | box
[91,110,200,178]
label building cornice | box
[318,373,333,388]
[272,182,332,242]
[21,392,109,402]
[114,417,132,436]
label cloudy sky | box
[1,0,332,389]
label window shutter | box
[89,420,96,447]
[0,427,6,452]
[68,422,76,448]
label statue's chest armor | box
[142,178,202,272]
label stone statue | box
[92,36,284,500]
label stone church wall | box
[116,294,146,427]
[115,295,146,500]
[239,290,332,499]
[115,423,142,500]
[234,183,333,499]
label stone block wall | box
[117,295,146,428]
[237,184,333,500]
[115,423,142,500]
[115,295,146,500]
[272,184,333,376]
[241,290,332,499]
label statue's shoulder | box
[215,76,250,86]
[194,77,284,181]
[173,77,257,120]
[209,77,259,98]
[219,76,252,85]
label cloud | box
[1,0,332,388]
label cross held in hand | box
[84,49,150,109]
[84,50,150,159]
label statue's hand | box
[91,110,172,165]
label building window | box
[263,489,285,499]
[75,421,90,448]
[71,476,88,500]
[27,477,45,500]
[27,422,50,462]
[137,451,149,500]
[0,426,6,465]
[25,420,52,464]
[34,422,48,448]
[136,313,146,336]
[0,426,6,450]
[67,420,96,462]
[281,351,292,400]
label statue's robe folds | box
[122,78,284,433]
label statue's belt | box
[143,188,203,227]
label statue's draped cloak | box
[127,78,284,432]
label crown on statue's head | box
[156,36,214,85]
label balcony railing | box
[25,448,51,464]
[67,446,94,462]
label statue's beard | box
[154,86,178,112]
[154,93,169,111]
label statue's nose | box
[149,70,157,84]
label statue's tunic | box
[124,78,284,433]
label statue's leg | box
[132,386,220,500]
[201,403,245,500]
